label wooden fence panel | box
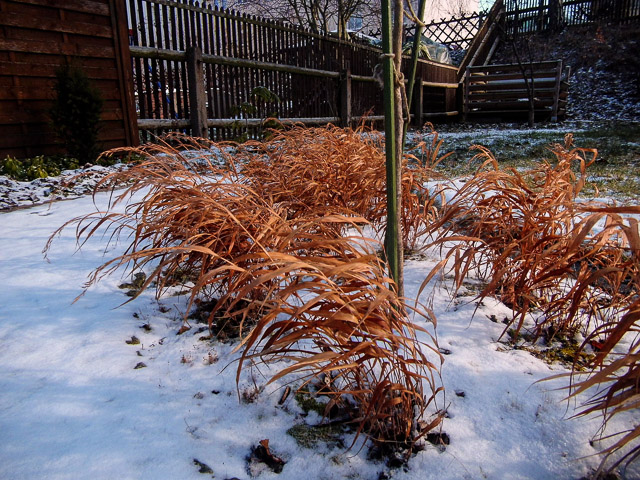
[0,0,138,159]
[503,0,640,35]
[126,0,459,140]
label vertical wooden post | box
[403,0,426,146]
[110,0,139,146]
[462,67,470,122]
[537,0,545,30]
[339,68,352,128]
[412,80,423,127]
[187,45,208,138]
[551,59,563,122]
[548,0,564,32]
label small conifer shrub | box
[50,64,104,164]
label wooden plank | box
[468,86,559,95]
[0,76,121,90]
[3,0,110,16]
[0,98,123,113]
[468,60,562,73]
[468,91,557,102]
[0,61,118,80]
[467,80,558,91]
[468,69,560,80]
[0,124,126,147]
[3,26,112,45]
[463,67,470,121]
[423,110,459,117]
[0,11,112,37]
[467,99,555,108]
[2,38,115,58]
[137,118,190,129]
[129,45,342,79]
[468,18,498,68]
[1,132,60,150]
[465,108,552,115]
[0,85,122,101]
[458,0,504,79]
[421,81,459,89]
[63,9,113,28]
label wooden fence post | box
[551,59,563,122]
[412,80,423,127]
[110,0,139,146]
[462,67,470,122]
[187,45,208,138]
[339,69,352,128]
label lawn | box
[413,121,640,202]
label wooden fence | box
[463,60,569,121]
[126,0,459,141]
[0,0,137,159]
[503,0,640,35]
[413,0,639,58]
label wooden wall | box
[0,0,137,160]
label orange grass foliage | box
[421,134,639,341]
[235,123,444,249]
[45,132,444,447]
[419,133,640,472]
[566,288,640,474]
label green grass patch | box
[286,423,345,449]
[413,122,640,202]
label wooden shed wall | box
[0,0,137,159]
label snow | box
[0,165,128,212]
[1,188,639,480]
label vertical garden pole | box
[381,0,398,289]
[382,0,402,294]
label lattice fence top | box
[396,11,488,51]
[422,13,487,50]
[382,0,638,51]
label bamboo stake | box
[381,0,399,292]
[382,0,405,295]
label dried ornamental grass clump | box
[418,133,639,473]
[238,124,388,223]
[236,123,445,249]
[421,134,639,342]
[45,131,444,449]
[549,297,640,476]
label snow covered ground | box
[0,165,127,212]
[1,185,639,480]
